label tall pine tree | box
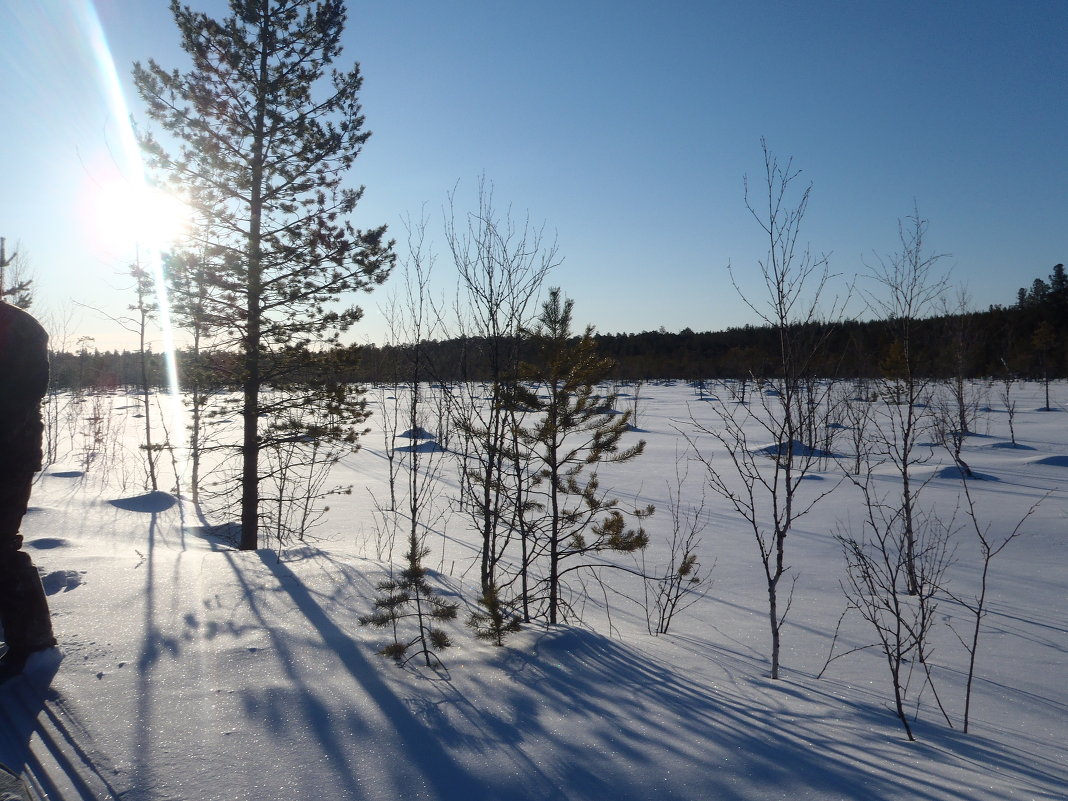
[134,0,394,549]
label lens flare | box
[79,0,188,481]
[93,180,193,253]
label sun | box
[89,177,193,257]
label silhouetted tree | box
[135,0,394,548]
[1032,321,1055,411]
[0,238,33,309]
[130,261,161,491]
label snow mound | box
[752,439,839,459]
[398,426,436,440]
[1032,454,1068,467]
[107,490,178,513]
[934,466,999,481]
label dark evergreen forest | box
[49,265,1066,391]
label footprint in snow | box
[41,569,86,595]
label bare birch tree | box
[836,476,953,741]
[865,208,948,595]
[945,482,1046,733]
[443,178,557,621]
[688,140,843,679]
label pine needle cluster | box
[467,584,522,646]
[360,540,458,667]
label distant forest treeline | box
[49,266,1067,391]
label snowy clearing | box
[2,380,1066,800]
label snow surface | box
[2,381,1066,800]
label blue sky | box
[1,0,1065,350]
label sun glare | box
[71,0,188,481]
[92,179,193,254]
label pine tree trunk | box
[548,468,560,625]
[479,406,498,594]
[239,6,270,552]
[188,330,202,504]
[547,429,560,626]
[240,328,261,550]
[546,376,562,626]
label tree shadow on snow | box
[208,552,1066,801]
[443,627,1062,801]
[393,440,447,454]
[933,466,1000,481]
[470,628,906,801]
[0,656,57,791]
[0,653,119,800]
[242,553,496,801]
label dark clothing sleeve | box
[0,302,56,657]
[0,303,49,472]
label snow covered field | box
[2,380,1066,800]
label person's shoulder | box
[0,302,38,323]
[0,302,46,343]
